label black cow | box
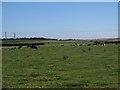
[79,44,83,46]
[61,44,64,46]
[27,45,38,50]
[18,46,22,49]
[87,44,91,46]
[11,47,16,50]
[32,45,38,50]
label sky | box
[2,2,118,39]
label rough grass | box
[2,39,91,45]
[2,44,118,88]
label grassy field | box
[2,39,92,45]
[2,41,118,88]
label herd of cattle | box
[60,42,106,47]
[69,43,106,46]
[10,42,106,50]
[11,45,38,50]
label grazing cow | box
[27,45,30,48]
[103,44,106,46]
[87,44,91,46]
[71,44,76,46]
[101,43,106,46]
[61,44,64,46]
[93,43,97,46]
[79,44,83,46]
[18,46,22,49]
[27,45,38,50]
[11,47,16,50]
[32,45,38,50]
[11,48,14,50]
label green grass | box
[2,44,118,88]
[2,39,91,45]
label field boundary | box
[0,43,45,46]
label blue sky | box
[2,2,118,39]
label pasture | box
[2,40,118,88]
